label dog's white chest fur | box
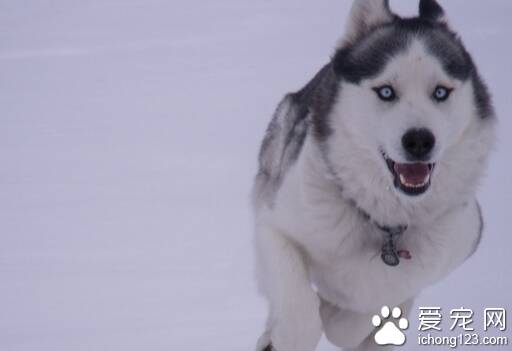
[266,138,481,314]
[306,209,478,313]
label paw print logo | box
[371,306,409,346]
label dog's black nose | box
[402,128,435,160]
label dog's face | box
[320,0,494,205]
[337,40,475,197]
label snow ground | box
[1,1,511,350]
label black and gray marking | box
[332,17,493,115]
[253,64,339,207]
[253,3,494,207]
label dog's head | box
[315,0,495,219]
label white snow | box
[1,1,511,350]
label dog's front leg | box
[255,225,322,351]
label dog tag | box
[381,238,400,266]
[381,250,400,266]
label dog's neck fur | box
[298,136,413,229]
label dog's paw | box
[256,330,272,351]
[271,308,322,351]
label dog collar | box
[360,210,409,267]
[323,173,411,266]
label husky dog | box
[252,1,495,350]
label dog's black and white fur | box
[252,1,495,350]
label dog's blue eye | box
[433,86,452,102]
[374,86,396,102]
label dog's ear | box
[419,0,447,23]
[341,0,394,46]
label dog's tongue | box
[394,163,430,186]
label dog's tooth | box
[399,174,407,186]
[416,174,431,188]
[399,173,431,189]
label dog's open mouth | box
[383,153,435,196]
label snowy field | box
[1,1,511,350]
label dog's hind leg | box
[254,225,322,351]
